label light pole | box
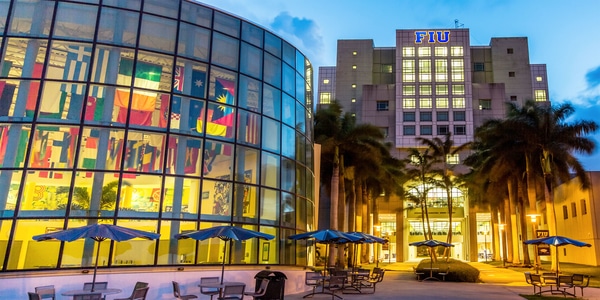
[499,224,506,267]
[374,225,381,268]
[527,214,541,274]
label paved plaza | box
[285,262,600,300]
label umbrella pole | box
[220,240,228,284]
[91,241,101,292]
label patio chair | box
[72,293,103,300]
[359,269,385,294]
[172,281,198,300]
[303,271,323,298]
[28,292,41,300]
[83,282,108,290]
[200,277,220,300]
[438,267,450,281]
[116,286,149,300]
[530,274,551,295]
[327,276,345,300]
[557,275,574,296]
[218,283,245,300]
[115,282,149,300]
[243,278,269,299]
[34,285,55,300]
[572,274,590,297]
[413,266,425,281]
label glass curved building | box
[0,0,314,273]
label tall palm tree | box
[417,133,470,258]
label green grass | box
[485,260,600,287]
[415,258,480,282]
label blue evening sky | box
[197,0,600,170]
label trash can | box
[254,270,287,300]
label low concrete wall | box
[0,266,310,299]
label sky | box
[198,0,600,170]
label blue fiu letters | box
[414,31,450,44]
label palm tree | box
[417,133,470,258]
[314,102,392,267]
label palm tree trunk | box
[444,186,453,260]
[337,155,347,268]
[361,182,369,264]
[329,147,340,268]
[518,179,531,266]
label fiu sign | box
[414,31,450,44]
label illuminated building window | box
[403,60,415,82]
[451,59,464,82]
[420,125,432,135]
[436,85,448,95]
[479,99,491,110]
[451,46,463,56]
[452,97,465,108]
[403,47,415,57]
[435,59,448,82]
[434,47,447,56]
[351,98,356,103]
[319,92,331,104]
[382,64,393,73]
[403,98,416,109]
[419,60,431,82]
[454,125,466,135]
[351,84,356,88]
[352,65,357,70]
[403,112,416,122]
[376,101,389,111]
[437,111,449,121]
[418,47,431,57]
[323,79,329,84]
[404,125,416,135]
[419,85,432,95]
[403,85,416,95]
[536,76,543,82]
[446,153,459,164]
[353,51,358,55]
[452,84,464,95]
[436,98,449,108]
[535,90,547,102]
[420,98,432,108]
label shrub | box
[416,258,480,282]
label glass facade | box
[0,0,314,272]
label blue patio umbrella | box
[175,226,274,283]
[524,235,591,276]
[289,229,358,270]
[409,239,454,274]
[347,232,388,266]
[33,223,160,291]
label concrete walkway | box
[285,262,600,299]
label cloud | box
[269,12,324,63]
[586,66,600,89]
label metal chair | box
[172,281,198,300]
[115,282,149,300]
[218,284,245,300]
[327,276,345,300]
[28,292,41,300]
[72,293,103,300]
[303,271,322,298]
[34,285,55,300]
[83,282,108,290]
[243,278,269,299]
[572,274,591,297]
[200,277,220,300]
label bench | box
[572,274,591,297]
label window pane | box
[178,23,210,61]
[242,21,263,47]
[212,32,239,70]
[139,15,177,53]
[53,2,97,41]
[240,43,263,79]
[264,53,281,88]
[263,84,281,120]
[214,11,240,38]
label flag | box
[245,112,259,144]
[25,63,44,115]
[184,139,201,174]
[31,132,52,169]
[0,127,8,165]
[169,96,204,131]
[215,77,235,105]
[0,81,16,116]
[198,103,234,137]
[84,96,104,121]
[141,143,157,173]
[62,45,92,94]
[173,66,184,93]
[191,69,206,97]
[170,96,181,129]
[1,60,12,76]
[39,162,64,179]
[115,58,161,111]
[80,136,98,169]
[165,137,177,173]
[158,94,170,128]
